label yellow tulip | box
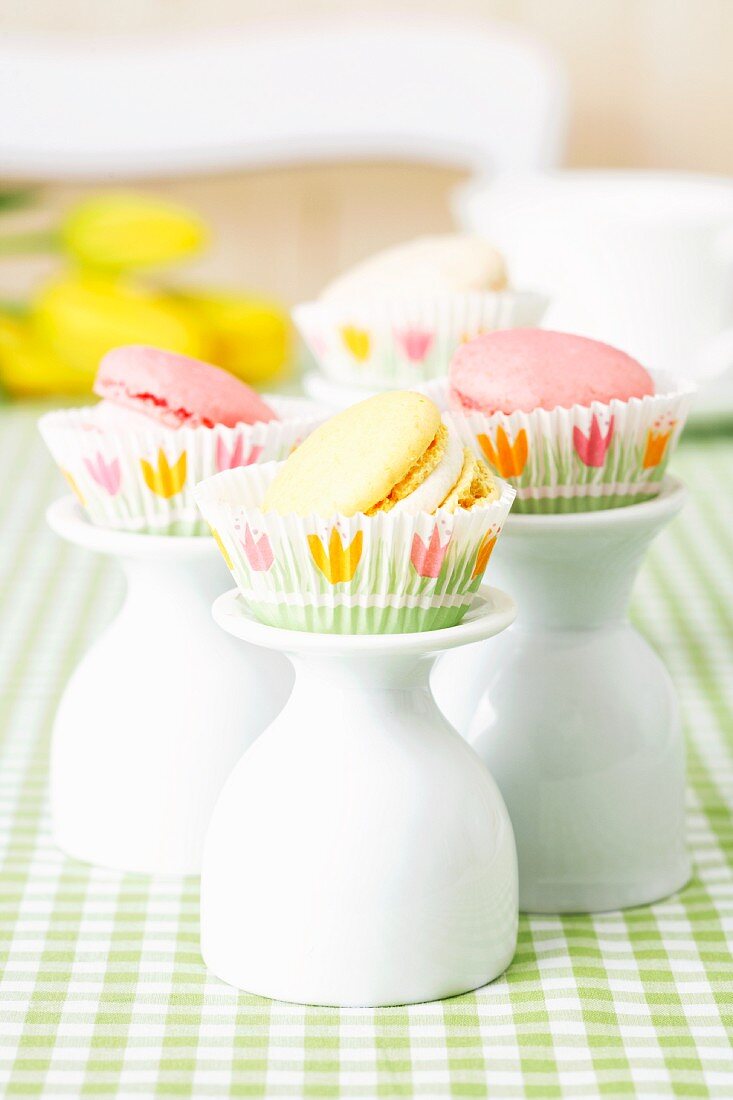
[210,527,234,571]
[308,528,363,585]
[32,273,208,382]
[0,313,91,396]
[140,450,188,498]
[340,325,371,362]
[61,469,86,506]
[176,289,291,385]
[60,193,207,272]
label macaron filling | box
[261,391,499,519]
[367,424,450,515]
[441,450,498,511]
[388,427,464,515]
[368,427,497,516]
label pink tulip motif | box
[410,526,451,578]
[573,415,615,468]
[308,331,329,359]
[83,452,121,496]
[396,328,434,364]
[241,524,274,572]
[216,436,264,472]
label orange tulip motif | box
[477,427,528,478]
[642,426,674,469]
[140,449,187,498]
[471,532,498,579]
[340,326,371,362]
[308,528,363,584]
[460,327,489,344]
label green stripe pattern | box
[1,404,732,1097]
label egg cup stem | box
[45,496,293,875]
[433,477,690,913]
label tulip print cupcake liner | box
[423,373,695,513]
[194,462,515,634]
[39,397,327,536]
[294,291,547,390]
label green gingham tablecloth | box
[0,403,731,1098]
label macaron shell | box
[320,234,508,304]
[95,345,277,428]
[262,390,441,517]
[450,329,654,414]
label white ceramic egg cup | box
[46,496,294,876]
[201,586,518,1007]
[432,477,690,914]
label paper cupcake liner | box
[39,397,328,536]
[194,462,516,634]
[294,290,547,390]
[423,373,696,514]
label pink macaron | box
[94,345,277,429]
[449,329,654,415]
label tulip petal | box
[642,428,672,469]
[478,428,528,477]
[308,534,332,583]
[211,527,234,570]
[396,328,434,363]
[61,468,86,506]
[84,452,121,495]
[141,449,187,498]
[341,326,371,362]
[410,526,449,578]
[472,533,497,579]
[242,525,274,571]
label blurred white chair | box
[0,17,566,178]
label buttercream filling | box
[392,428,465,515]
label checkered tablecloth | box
[1,403,732,1098]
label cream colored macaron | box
[320,234,508,305]
[261,391,497,518]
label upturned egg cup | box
[432,477,690,913]
[200,585,518,1007]
[46,496,294,875]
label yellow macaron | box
[262,390,497,518]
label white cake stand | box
[46,497,294,875]
[201,586,518,1007]
[432,477,689,913]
